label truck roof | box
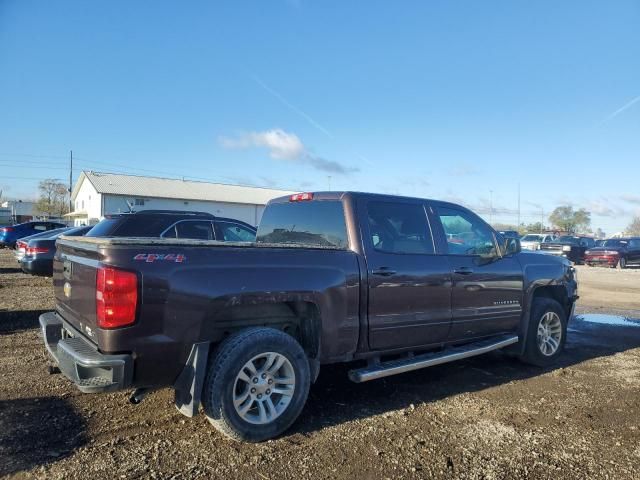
[269,191,469,210]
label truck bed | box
[52,235,361,388]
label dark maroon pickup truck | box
[40,192,578,442]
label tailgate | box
[53,239,102,343]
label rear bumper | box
[585,255,618,266]
[20,257,53,276]
[39,312,133,393]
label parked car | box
[40,192,577,442]
[14,227,71,263]
[86,210,256,241]
[0,221,67,249]
[20,226,93,276]
[538,235,595,264]
[520,233,556,251]
[584,238,640,269]
[498,230,520,239]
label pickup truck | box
[40,192,578,442]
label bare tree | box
[35,179,69,217]
[627,217,640,236]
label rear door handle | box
[453,267,474,275]
[372,267,397,276]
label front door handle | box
[453,267,474,275]
[372,267,397,276]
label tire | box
[201,327,311,442]
[618,257,627,269]
[520,298,567,367]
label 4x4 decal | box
[133,253,186,263]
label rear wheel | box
[618,257,627,269]
[520,298,567,367]
[201,327,310,442]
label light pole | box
[489,190,493,225]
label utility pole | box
[489,190,493,225]
[69,150,73,212]
[541,208,544,232]
[517,183,521,229]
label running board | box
[348,334,519,383]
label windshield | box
[521,234,543,241]
[85,217,122,237]
[558,236,579,245]
[603,239,627,248]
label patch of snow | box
[574,314,640,328]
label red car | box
[584,238,640,269]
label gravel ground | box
[1,251,639,479]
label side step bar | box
[348,334,519,383]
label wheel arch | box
[172,300,323,419]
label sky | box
[0,0,639,234]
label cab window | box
[437,206,497,256]
[367,202,434,254]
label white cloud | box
[447,163,481,177]
[219,129,358,174]
[621,194,640,205]
[219,129,304,160]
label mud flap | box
[174,342,210,418]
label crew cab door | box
[361,199,452,351]
[431,205,523,341]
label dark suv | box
[539,235,595,264]
[86,210,256,242]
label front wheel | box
[618,257,627,269]
[202,327,311,442]
[520,298,567,367]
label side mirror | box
[504,237,521,255]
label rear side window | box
[217,222,256,242]
[87,216,178,237]
[33,224,48,231]
[257,201,348,248]
[173,221,214,240]
[367,202,434,254]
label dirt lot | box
[1,250,639,480]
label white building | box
[1,200,35,223]
[67,171,296,227]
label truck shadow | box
[294,318,640,436]
[0,396,87,476]
[0,267,23,274]
[0,309,48,335]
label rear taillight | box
[0,227,14,233]
[96,266,138,329]
[26,246,49,256]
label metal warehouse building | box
[67,171,295,226]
